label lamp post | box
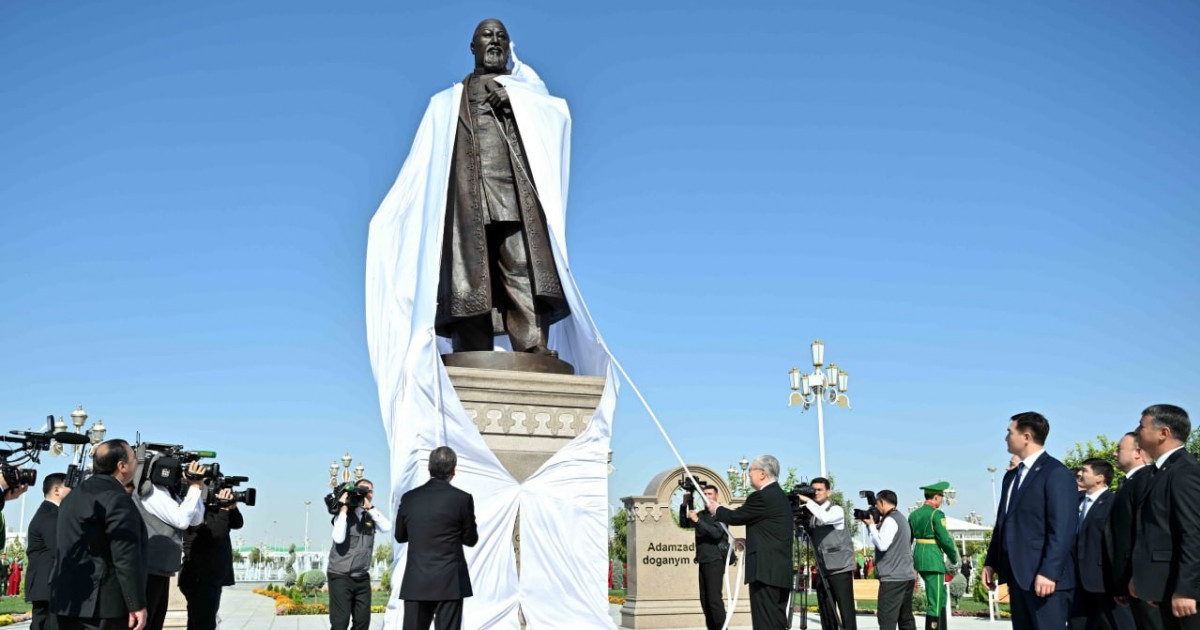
[43,406,105,540]
[304,501,311,552]
[726,456,751,496]
[329,453,365,489]
[986,466,999,516]
[788,340,851,477]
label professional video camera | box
[1,416,92,490]
[134,441,218,497]
[788,482,817,529]
[324,482,370,515]
[852,490,881,523]
[205,473,257,508]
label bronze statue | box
[436,19,569,357]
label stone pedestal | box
[446,365,605,482]
[620,466,753,629]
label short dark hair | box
[811,477,830,491]
[877,489,898,506]
[1011,411,1050,445]
[1081,458,1114,485]
[429,446,457,480]
[42,472,67,497]
[356,478,373,489]
[924,490,941,500]
[1143,404,1191,443]
[93,439,131,475]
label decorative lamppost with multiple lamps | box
[788,340,851,478]
[329,452,365,489]
[726,455,752,496]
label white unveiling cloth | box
[365,49,618,629]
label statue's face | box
[470,19,510,73]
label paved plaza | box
[3,585,1013,629]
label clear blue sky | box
[2,2,1197,549]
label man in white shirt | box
[329,479,391,630]
[134,458,207,630]
[796,477,858,630]
[861,490,916,630]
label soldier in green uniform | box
[908,481,960,630]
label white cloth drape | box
[365,52,617,629]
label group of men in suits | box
[984,406,1200,630]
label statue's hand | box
[484,86,510,111]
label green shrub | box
[972,573,990,603]
[298,569,327,596]
[912,589,927,613]
[949,573,967,607]
[381,568,392,592]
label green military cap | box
[920,481,951,493]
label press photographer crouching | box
[795,477,858,630]
[326,478,391,630]
[178,480,251,630]
[858,490,915,630]
[679,480,729,630]
[131,444,209,630]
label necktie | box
[1077,496,1091,532]
[1007,462,1026,513]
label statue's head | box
[470,18,510,74]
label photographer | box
[680,483,728,630]
[795,477,857,630]
[329,478,391,630]
[133,459,207,630]
[707,454,792,630]
[178,488,243,630]
[860,490,915,630]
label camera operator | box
[0,469,30,514]
[794,476,858,630]
[329,478,391,630]
[26,473,70,630]
[681,483,728,630]
[133,459,207,630]
[706,454,792,630]
[860,490,915,630]
[178,488,243,630]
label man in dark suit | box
[52,439,148,630]
[25,473,70,630]
[708,454,794,630]
[682,483,729,630]
[1131,404,1200,630]
[983,411,1078,630]
[395,446,479,630]
[1070,458,1133,630]
[1106,431,1162,630]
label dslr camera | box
[324,482,370,515]
[853,490,881,523]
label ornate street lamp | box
[788,340,852,477]
[329,453,365,488]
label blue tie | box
[1008,462,1026,513]
[1077,495,1091,533]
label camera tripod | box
[788,521,842,630]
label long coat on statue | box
[435,73,569,334]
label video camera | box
[134,441,218,497]
[324,482,370,515]
[788,482,817,529]
[852,490,881,523]
[1,415,92,490]
[205,473,257,509]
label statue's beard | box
[482,47,508,72]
